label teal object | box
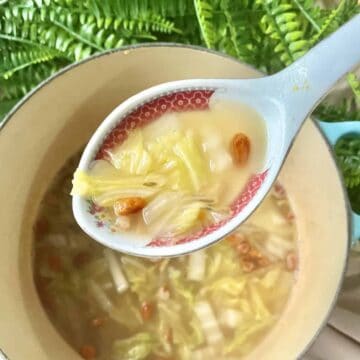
[318,120,360,245]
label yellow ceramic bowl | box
[0,45,350,360]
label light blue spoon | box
[73,15,360,256]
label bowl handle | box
[317,120,360,245]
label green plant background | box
[0,0,359,212]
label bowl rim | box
[0,42,352,360]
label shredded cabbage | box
[205,241,240,282]
[224,317,274,354]
[173,132,209,192]
[142,191,183,225]
[157,300,203,349]
[202,277,246,298]
[71,169,163,202]
[120,256,159,301]
[110,293,142,330]
[111,332,156,360]
[194,301,224,345]
[161,201,205,237]
[168,266,195,305]
[107,131,153,175]
[259,265,281,289]
[103,249,129,293]
[187,250,206,282]
[249,283,271,320]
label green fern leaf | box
[0,99,19,123]
[1,5,180,60]
[311,0,359,45]
[219,0,246,58]
[0,47,60,79]
[0,8,97,60]
[193,0,216,49]
[24,0,195,18]
[347,73,360,102]
[0,60,68,100]
[291,0,321,32]
[335,134,360,188]
[259,0,309,66]
[348,185,360,213]
[315,98,360,122]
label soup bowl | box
[0,44,353,359]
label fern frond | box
[310,0,359,45]
[0,60,68,100]
[193,0,216,48]
[0,99,19,123]
[348,185,360,213]
[315,98,360,122]
[0,48,60,79]
[24,0,196,18]
[0,15,89,60]
[259,0,309,65]
[159,14,203,45]
[1,6,106,58]
[1,5,180,60]
[219,0,244,58]
[291,0,321,32]
[63,11,180,38]
[216,0,267,69]
[347,73,360,102]
[335,135,360,188]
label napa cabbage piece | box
[249,283,271,320]
[194,301,224,345]
[168,266,195,305]
[204,241,241,282]
[187,250,206,281]
[147,130,208,193]
[201,277,246,298]
[160,200,205,237]
[103,249,129,293]
[111,332,157,360]
[120,256,159,301]
[219,308,243,329]
[87,275,141,330]
[146,130,183,166]
[107,131,153,175]
[158,299,204,349]
[163,159,194,193]
[71,169,164,206]
[142,192,184,225]
[258,265,281,289]
[145,194,215,238]
[173,132,209,191]
[224,317,275,354]
[72,129,211,210]
[110,293,143,330]
[200,240,283,316]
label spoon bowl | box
[73,14,360,257]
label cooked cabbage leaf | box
[111,332,156,360]
[158,299,204,348]
[224,317,274,354]
[121,256,159,302]
[107,131,153,175]
[71,169,163,205]
[173,132,209,192]
[161,201,204,237]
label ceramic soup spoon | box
[73,14,360,257]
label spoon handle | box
[276,14,360,140]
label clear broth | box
[34,153,297,360]
[75,100,267,239]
